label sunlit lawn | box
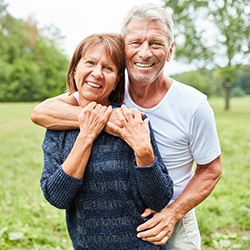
[197,97,250,249]
[0,103,72,250]
[0,98,249,249]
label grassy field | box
[0,97,249,250]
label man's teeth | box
[86,81,101,88]
[135,62,153,68]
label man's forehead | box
[125,19,168,35]
[125,26,168,42]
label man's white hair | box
[121,3,174,44]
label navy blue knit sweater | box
[41,124,173,249]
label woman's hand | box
[78,102,112,140]
[62,102,112,179]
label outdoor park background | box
[0,0,249,249]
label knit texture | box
[41,124,173,249]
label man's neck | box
[128,77,172,108]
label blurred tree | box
[238,65,250,95]
[164,0,250,109]
[173,70,213,95]
[0,0,69,102]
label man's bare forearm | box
[31,94,81,130]
[168,156,222,222]
[135,156,222,245]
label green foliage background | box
[0,0,69,102]
[163,0,250,101]
[173,65,250,97]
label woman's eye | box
[104,66,113,72]
[86,60,94,65]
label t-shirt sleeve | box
[73,91,80,105]
[190,99,221,165]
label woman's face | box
[74,44,119,106]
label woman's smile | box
[85,81,102,88]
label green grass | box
[196,97,250,249]
[0,98,249,249]
[0,103,72,250]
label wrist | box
[77,132,95,145]
[134,146,154,166]
[167,201,187,222]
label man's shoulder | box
[173,80,205,95]
[172,80,206,103]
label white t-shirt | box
[74,80,221,202]
[124,80,221,202]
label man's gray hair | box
[121,3,174,44]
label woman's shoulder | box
[43,129,79,147]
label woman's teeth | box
[86,81,101,88]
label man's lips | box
[135,62,154,68]
[86,81,102,88]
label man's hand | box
[104,108,122,137]
[105,105,143,137]
[136,206,177,245]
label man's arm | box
[31,93,81,130]
[136,156,222,245]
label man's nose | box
[138,42,152,60]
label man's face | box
[124,19,173,85]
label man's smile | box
[135,62,154,68]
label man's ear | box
[166,42,174,62]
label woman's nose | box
[91,65,103,79]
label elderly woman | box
[40,33,173,250]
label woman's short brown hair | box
[67,33,125,105]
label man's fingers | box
[137,224,172,245]
[143,235,170,246]
[140,208,155,218]
[137,215,161,233]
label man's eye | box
[130,41,141,47]
[151,42,162,48]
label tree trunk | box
[224,80,231,110]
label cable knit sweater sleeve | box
[134,121,173,211]
[41,130,83,209]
